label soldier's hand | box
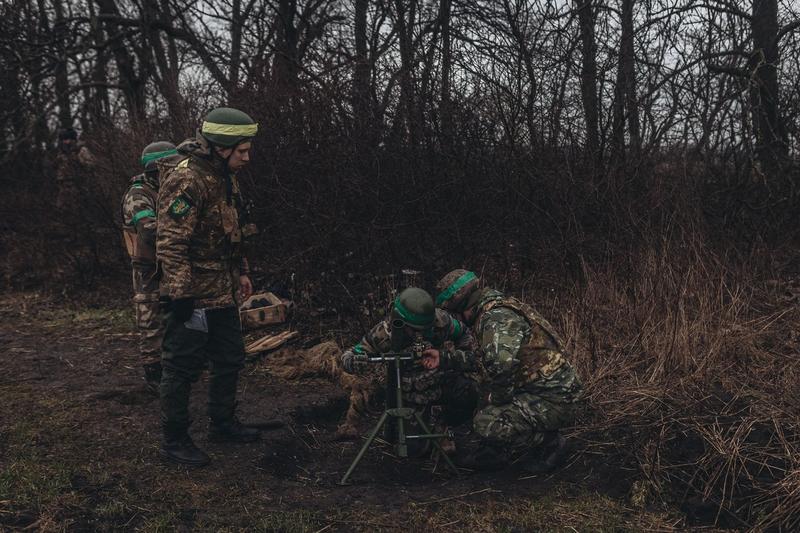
[239,275,253,302]
[341,351,360,374]
[421,348,440,370]
[172,297,195,322]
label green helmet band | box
[436,271,477,306]
[201,121,258,137]
[141,149,178,168]
[393,296,434,327]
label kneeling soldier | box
[340,287,479,434]
[424,270,583,473]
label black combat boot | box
[143,362,162,395]
[208,416,261,443]
[520,432,568,475]
[453,435,508,471]
[160,425,210,467]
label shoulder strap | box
[481,297,565,348]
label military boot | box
[453,435,508,471]
[143,362,162,395]
[520,432,568,475]
[160,425,210,467]
[208,416,261,443]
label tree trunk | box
[576,0,599,163]
[51,0,72,129]
[750,0,786,179]
[611,0,640,166]
[394,0,419,150]
[439,0,453,152]
[352,0,372,150]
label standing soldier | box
[424,270,583,474]
[156,108,259,466]
[121,141,179,392]
[55,127,93,212]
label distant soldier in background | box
[55,127,93,212]
[425,270,583,474]
[121,141,179,392]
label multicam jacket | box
[122,172,159,294]
[347,309,474,358]
[445,288,582,405]
[342,309,476,405]
[55,144,93,184]
[156,137,250,309]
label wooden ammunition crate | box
[239,292,287,329]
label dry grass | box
[549,231,800,530]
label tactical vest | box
[121,176,158,261]
[478,296,569,385]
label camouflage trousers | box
[402,368,478,425]
[160,306,245,430]
[473,392,577,450]
[133,292,164,365]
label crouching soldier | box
[340,288,479,439]
[121,141,179,392]
[424,270,583,474]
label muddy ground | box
[0,291,695,531]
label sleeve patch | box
[168,194,193,219]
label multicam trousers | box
[472,392,577,450]
[401,368,479,424]
[134,293,164,365]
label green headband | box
[436,271,477,306]
[141,149,178,167]
[201,121,258,137]
[393,297,434,326]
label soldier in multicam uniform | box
[156,107,260,466]
[424,269,583,473]
[340,288,479,435]
[55,127,93,212]
[121,141,179,392]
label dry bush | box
[553,230,800,530]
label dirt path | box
[0,292,684,531]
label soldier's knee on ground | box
[473,404,532,448]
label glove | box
[341,351,358,374]
[160,296,195,322]
[172,297,195,322]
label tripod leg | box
[339,411,390,485]
[413,411,459,475]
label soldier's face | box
[219,142,252,171]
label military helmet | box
[391,287,435,330]
[58,127,77,141]
[200,107,258,147]
[435,269,480,312]
[141,141,177,171]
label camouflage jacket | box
[156,137,250,309]
[55,144,93,183]
[445,288,582,404]
[121,172,158,265]
[345,309,475,359]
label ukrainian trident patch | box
[169,194,193,219]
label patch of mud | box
[258,436,317,479]
[87,388,156,406]
[291,395,349,424]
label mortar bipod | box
[338,320,459,485]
